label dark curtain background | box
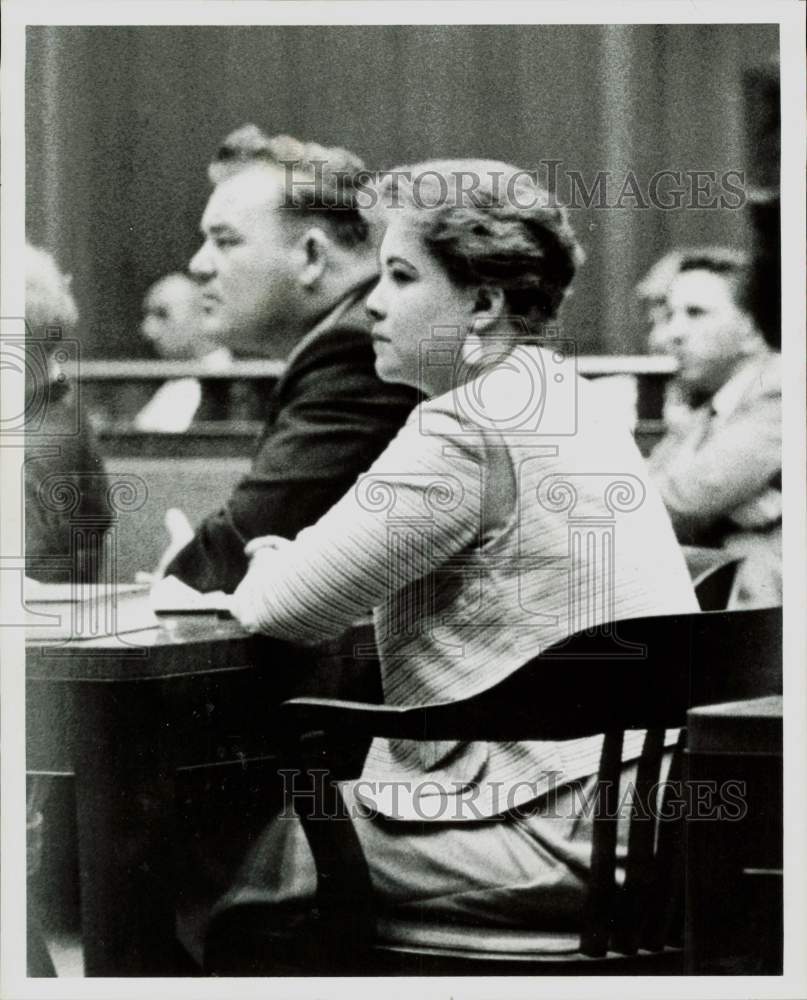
[26,24,778,358]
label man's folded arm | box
[651,393,781,541]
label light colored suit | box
[208,346,697,958]
[234,344,697,819]
[648,351,782,609]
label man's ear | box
[296,227,330,289]
[737,311,767,356]
[471,286,506,332]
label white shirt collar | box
[199,347,233,372]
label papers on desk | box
[23,579,149,603]
[23,580,159,640]
[149,575,234,617]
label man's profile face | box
[140,276,203,359]
[663,268,753,395]
[189,165,301,355]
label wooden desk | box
[684,695,783,974]
[27,593,380,976]
[26,604,280,976]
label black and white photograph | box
[1,1,805,996]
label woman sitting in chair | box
[207,160,698,973]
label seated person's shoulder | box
[291,321,374,371]
[285,323,420,404]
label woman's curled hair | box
[370,160,585,331]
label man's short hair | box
[677,247,753,313]
[208,124,369,247]
[635,250,684,304]
[676,246,781,352]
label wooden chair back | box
[272,607,782,971]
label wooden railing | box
[97,422,264,458]
[74,360,283,424]
[73,355,674,379]
[76,354,676,431]
[71,359,286,380]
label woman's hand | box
[243,535,291,559]
[230,535,292,632]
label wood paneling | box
[26,24,778,358]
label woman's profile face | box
[365,217,479,394]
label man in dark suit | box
[162,126,419,593]
[153,132,417,958]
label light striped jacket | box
[233,345,698,819]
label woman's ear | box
[296,227,330,289]
[472,286,506,332]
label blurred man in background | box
[140,271,215,360]
[647,248,781,608]
[591,250,685,432]
[135,272,232,432]
[635,249,694,432]
[157,126,419,594]
[635,250,684,354]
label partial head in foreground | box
[24,244,79,399]
[189,125,377,356]
[364,160,583,394]
[25,244,78,339]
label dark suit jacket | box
[167,295,420,594]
